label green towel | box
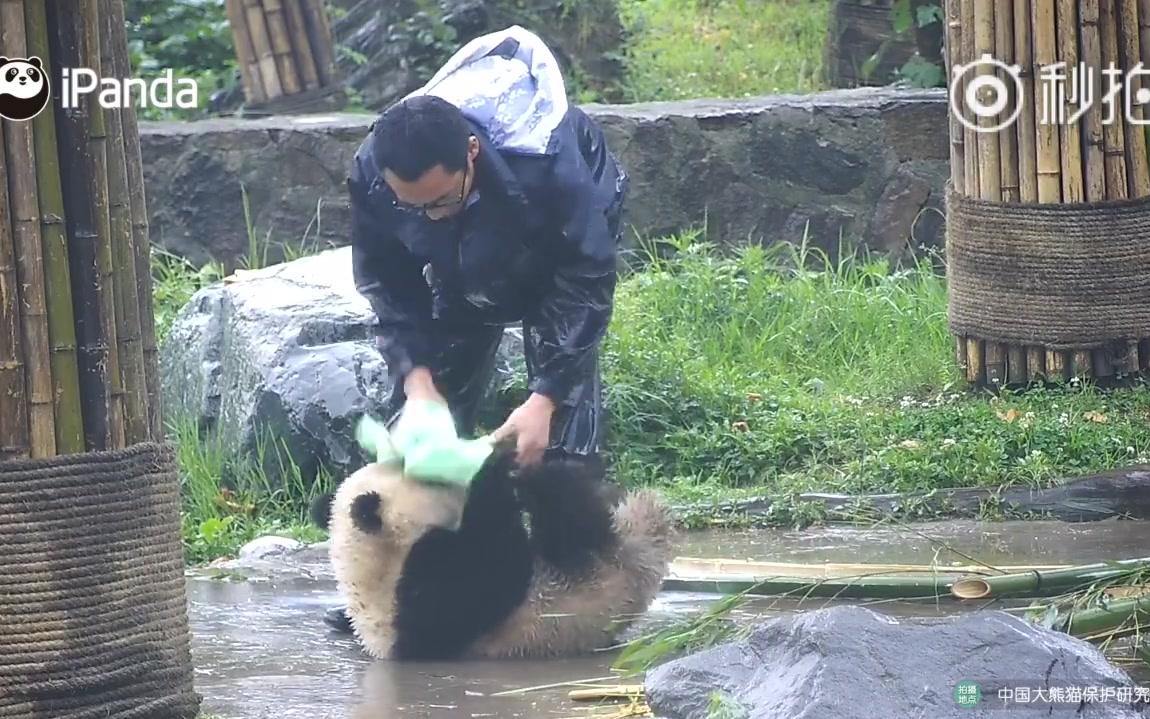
[354,401,493,487]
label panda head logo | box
[0,57,51,122]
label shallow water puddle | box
[188,518,1150,717]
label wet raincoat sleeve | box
[349,175,434,381]
[526,148,618,404]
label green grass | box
[616,0,832,101]
[155,228,1150,562]
[594,233,1150,516]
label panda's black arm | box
[392,450,534,660]
[515,459,619,575]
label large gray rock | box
[645,605,1145,719]
[159,245,522,485]
[139,87,949,271]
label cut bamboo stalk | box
[81,0,125,450]
[100,0,148,445]
[24,0,84,455]
[106,0,162,440]
[956,336,969,376]
[1015,0,1039,203]
[952,557,1150,600]
[961,0,981,197]
[47,0,111,450]
[1125,339,1141,375]
[1081,0,1108,202]
[1015,0,1045,381]
[1119,0,1150,197]
[1059,596,1150,637]
[996,0,1020,203]
[0,0,55,458]
[301,0,336,87]
[1100,0,1131,200]
[0,123,30,460]
[568,687,645,702]
[225,0,268,105]
[283,0,320,91]
[974,0,1005,386]
[1056,0,1085,202]
[946,0,967,192]
[1034,0,1070,381]
[244,0,284,101]
[261,0,303,96]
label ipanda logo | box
[0,56,51,121]
[0,55,197,122]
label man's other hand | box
[492,393,555,465]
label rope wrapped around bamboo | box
[945,186,1150,349]
[0,443,200,719]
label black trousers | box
[377,323,604,463]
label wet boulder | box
[159,246,523,486]
[645,605,1145,719]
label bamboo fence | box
[947,0,1150,388]
[0,0,163,460]
[225,0,341,112]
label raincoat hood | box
[402,25,569,156]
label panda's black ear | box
[350,491,385,535]
[27,57,43,68]
[309,493,335,530]
[0,58,8,66]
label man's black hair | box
[371,95,472,182]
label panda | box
[0,56,51,122]
[310,439,676,661]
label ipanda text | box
[61,68,198,109]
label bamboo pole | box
[47,0,111,450]
[946,0,969,379]
[1056,0,1085,203]
[1081,0,1108,202]
[1013,0,1046,381]
[24,0,84,454]
[261,0,302,97]
[1031,0,1071,381]
[244,0,284,101]
[0,123,30,460]
[106,0,163,440]
[974,0,1006,386]
[301,0,336,87]
[225,0,268,106]
[994,0,1027,385]
[0,0,55,458]
[952,557,1150,600]
[1100,0,1131,200]
[283,0,320,91]
[961,0,984,386]
[82,0,125,449]
[1119,0,1150,197]
[100,0,148,445]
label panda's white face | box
[1,61,44,100]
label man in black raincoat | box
[323,25,627,633]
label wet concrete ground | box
[188,519,1150,718]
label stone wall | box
[139,86,950,270]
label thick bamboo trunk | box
[226,0,268,105]
[1119,0,1150,197]
[261,0,303,96]
[24,0,84,454]
[245,0,285,101]
[47,0,112,451]
[105,0,163,440]
[100,0,148,445]
[0,0,55,458]
[0,124,29,460]
[301,0,336,87]
[283,0,320,91]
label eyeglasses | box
[393,163,469,216]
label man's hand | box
[404,367,445,404]
[492,393,555,465]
